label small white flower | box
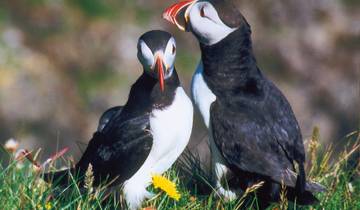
[4,138,19,152]
[348,183,354,193]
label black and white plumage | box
[45,30,193,209]
[164,0,325,207]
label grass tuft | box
[0,129,359,209]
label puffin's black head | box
[137,30,177,92]
[163,0,248,45]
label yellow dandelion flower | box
[152,174,181,201]
[45,202,52,210]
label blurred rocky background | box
[0,0,359,164]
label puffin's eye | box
[172,45,176,54]
[200,6,205,17]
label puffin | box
[163,0,325,207]
[45,30,193,209]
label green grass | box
[0,129,359,210]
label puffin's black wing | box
[210,95,303,189]
[265,82,305,165]
[44,112,152,186]
[97,106,123,132]
[75,111,152,185]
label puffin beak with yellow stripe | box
[163,0,196,32]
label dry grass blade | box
[234,181,264,209]
[84,163,94,194]
[279,180,288,210]
[333,143,360,170]
[308,126,320,174]
[318,145,333,177]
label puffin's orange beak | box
[162,0,196,31]
[155,56,165,92]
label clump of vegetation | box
[0,128,359,209]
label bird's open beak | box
[162,0,197,31]
[155,56,165,92]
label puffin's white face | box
[137,37,176,79]
[187,1,237,45]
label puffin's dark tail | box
[295,163,306,193]
[288,180,326,205]
[290,163,326,205]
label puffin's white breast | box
[191,61,216,128]
[149,87,193,172]
[123,87,193,210]
[190,61,236,200]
